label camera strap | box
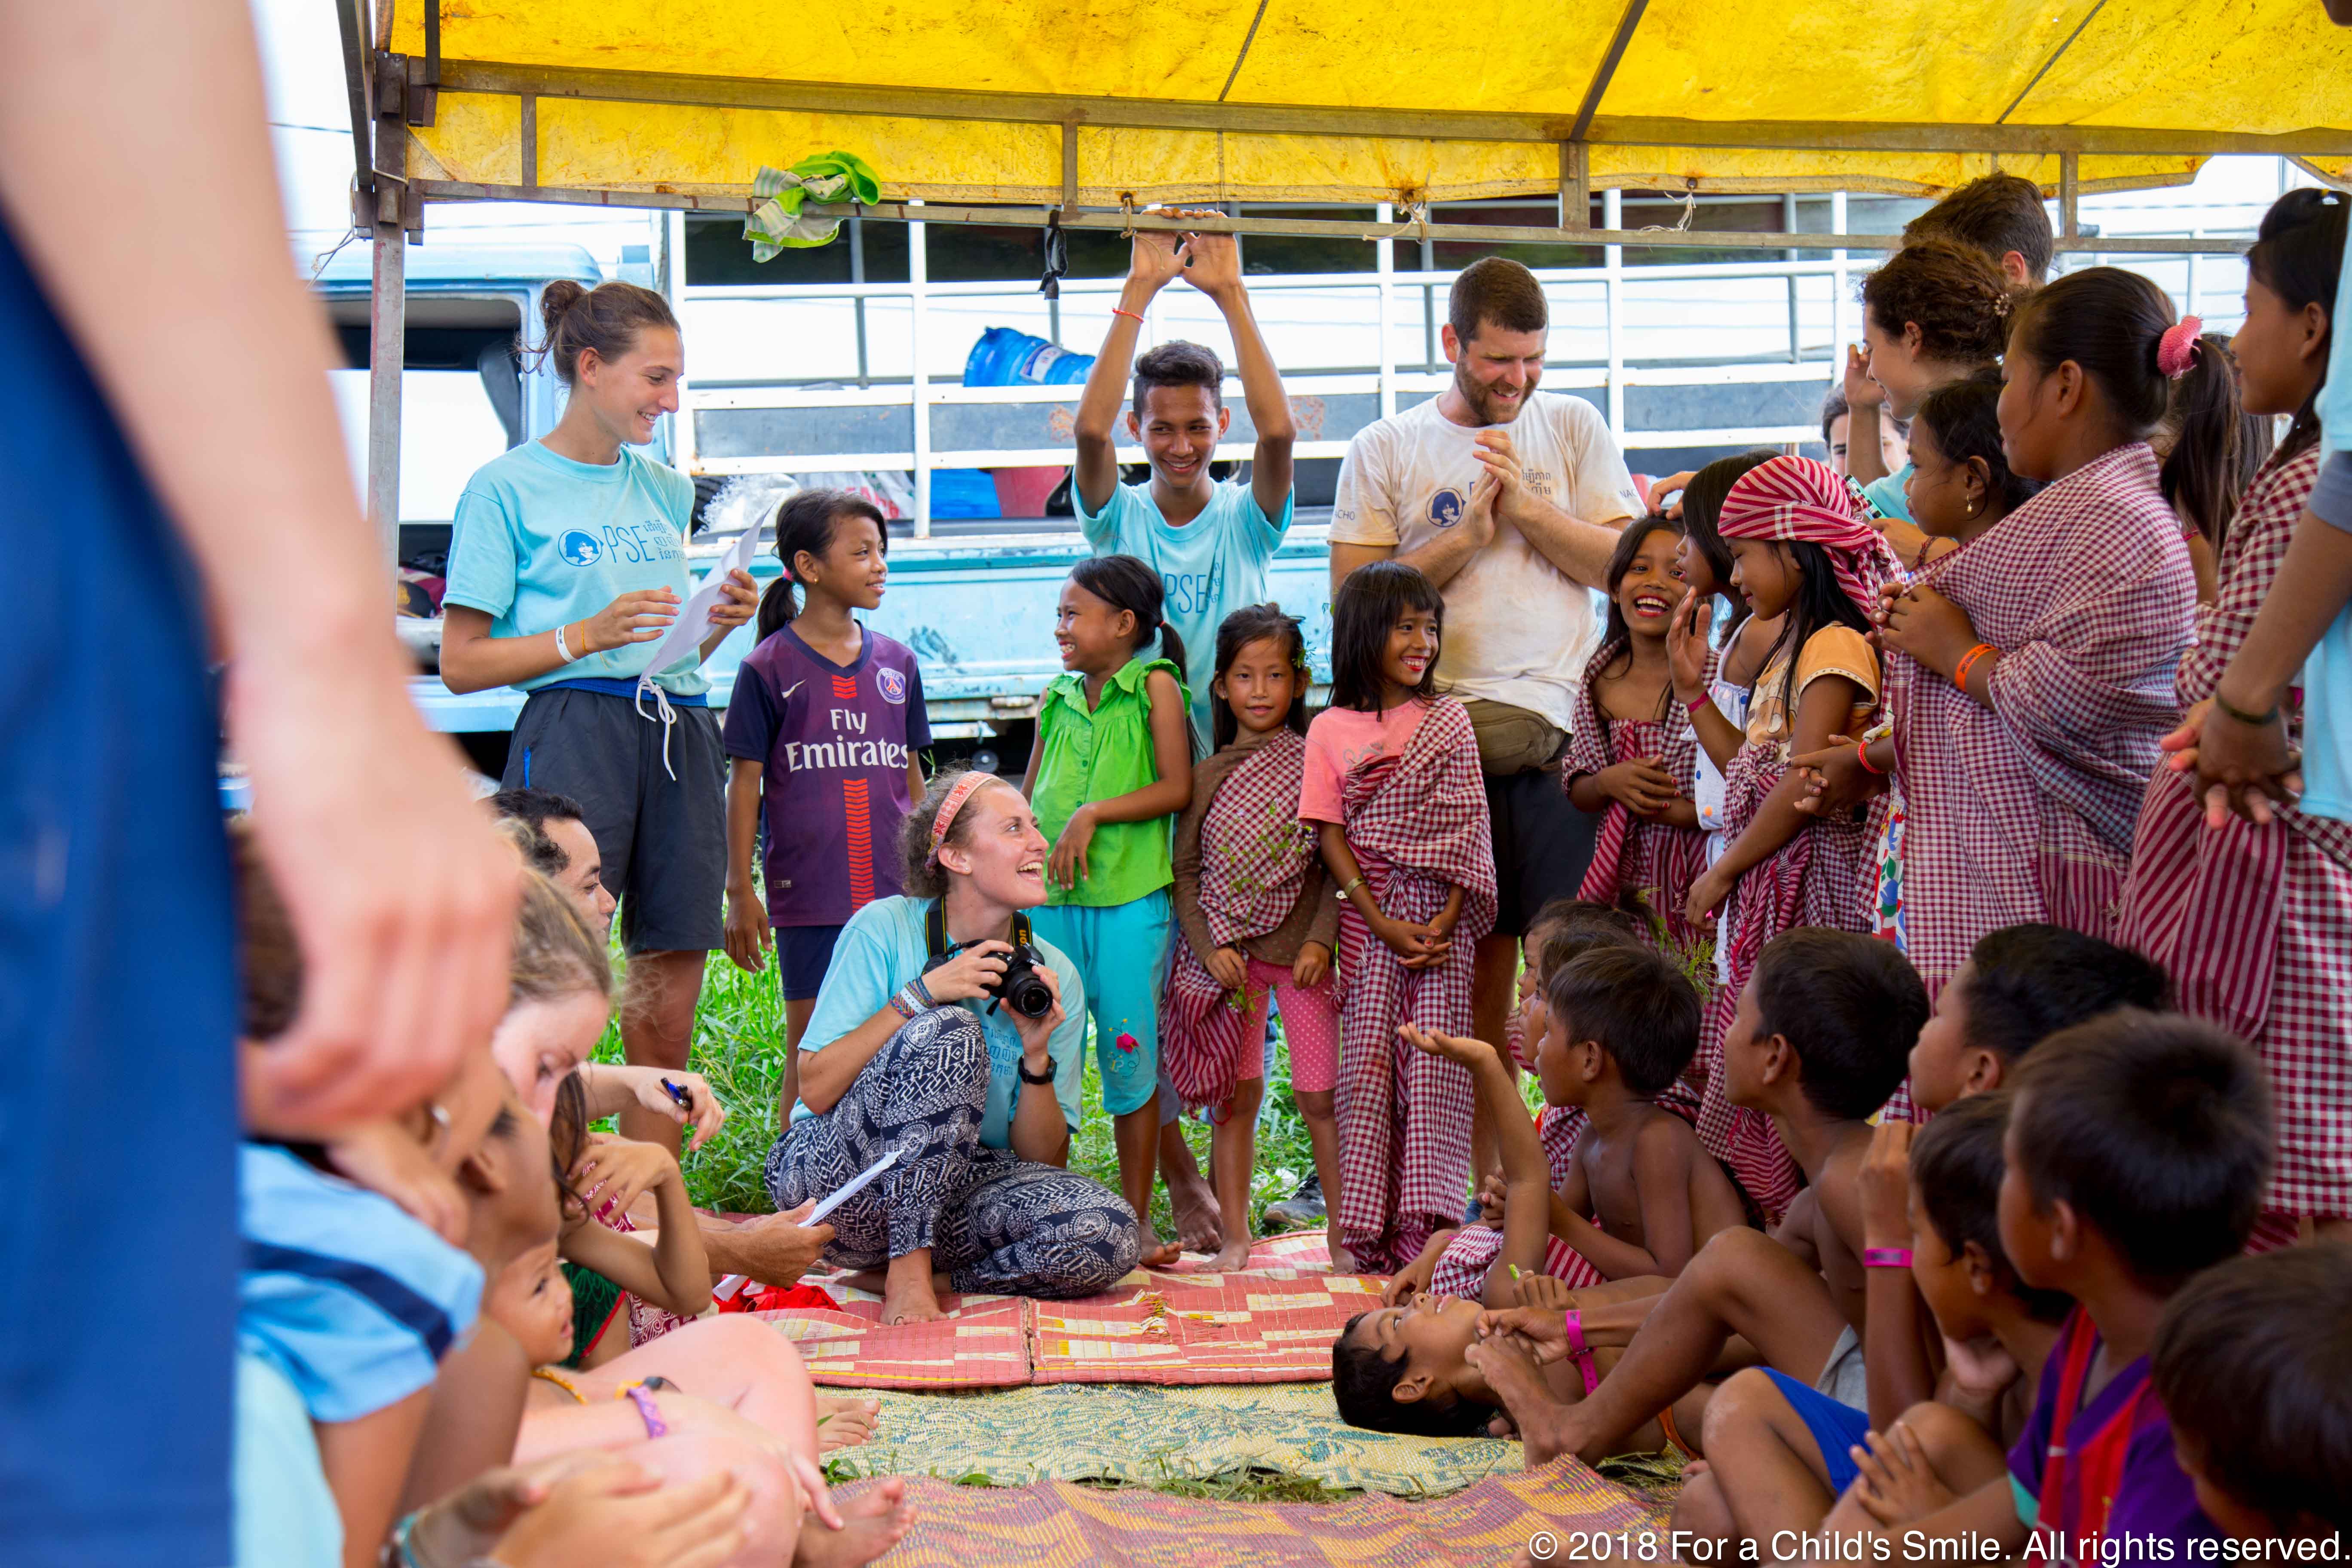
[923,900,1035,962]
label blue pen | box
[659,1078,694,1111]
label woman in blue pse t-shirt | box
[441,280,756,1139]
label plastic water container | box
[963,327,1095,387]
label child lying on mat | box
[1332,1020,1706,1447]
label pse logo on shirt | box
[1427,487,1467,529]
[558,522,684,568]
[1161,563,1225,616]
[876,667,908,705]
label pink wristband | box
[621,1383,669,1438]
[1862,1248,1913,1269]
[1685,695,1711,716]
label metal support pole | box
[664,209,697,473]
[367,58,409,567]
[1602,188,1624,440]
[850,211,870,387]
[1782,193,1801,363]
[368,224,405,566]
[1375,202,1396,420]
[910,200,931,536]
[1830,190,1850,395]
[1420,233,1436,372]
[2060,152,2080,241]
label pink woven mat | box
[763,1231,1377,1391]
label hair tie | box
[2157,316,2204,381]
[924,772,995,870]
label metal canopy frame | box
[340,11,2336,551]
[431,57,2352,161]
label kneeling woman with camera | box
[766,769,1142,1323]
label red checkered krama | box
[1888,442,2196,998]
[1566,639,1717,951]
[1162,729,1320,1108]
[1329,698,1498,1274]
[2117,444,2352,1219]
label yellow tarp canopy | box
[386,0,2352,204]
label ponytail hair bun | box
[531,279,679,387]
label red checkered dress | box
[1161,729,1318,1109]
[2116,444,2352,1220]
[1330,698,1499,1274]
[1566,641,1716,951]
[1693,641,1887,1225]
[1889,443,2196,997]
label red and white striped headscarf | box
[1717,455,1900,622]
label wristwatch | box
[1018,1054,1057,1085]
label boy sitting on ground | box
[1465,928,1930,1467]
[1679,1094,2075,1552]
[1391,903,1648,1303]
[1841,925,2171,1436]
[1331,1021,1700,1446]
[1905,924,2168,1115]
[1535,945,1750,1280]
[1859,1011,2271,1555]
[2151,1247,2352,1547]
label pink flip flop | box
[1562,1309,1601,1396]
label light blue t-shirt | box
[1077,477,1294,741]
[2293,245,2352,822]
[794,895,1087,1148]
[238,1143,484,1424]
[233,1352,340,1568]
[1863,464,1913,522]
[444,439,707,695]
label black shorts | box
[774,922,848,1002]
[505,686,726,954]
[1482,768,1603,938]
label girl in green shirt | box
[1023,555,1196,1265]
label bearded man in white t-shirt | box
[1329,255,1642,1183]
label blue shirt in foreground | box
[2291,247,2352,822]
[1078,477,1294,741]
[444,439,707,696]
[794,895,1087,1146]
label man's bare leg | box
[619,948,709,1146]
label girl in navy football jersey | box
[723,489,929,1115]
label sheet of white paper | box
[639,523,762,682]
[807,1148,901,1223]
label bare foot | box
[1208,1237,1255,1273]
[815,1395,879,1452]
[1326,1225,1359,1275]
[1167,1171,1223,1255]
[1467,1336,1587,1467]
[1139,1234,1184,1269]
[793,1476,915,1568]
[879,1257,948,1324]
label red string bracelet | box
[1855,739,1885,776]
[1111,307,1145,323]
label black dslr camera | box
[924,904,1055,1020]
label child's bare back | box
[1577,1105,1752,1275]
